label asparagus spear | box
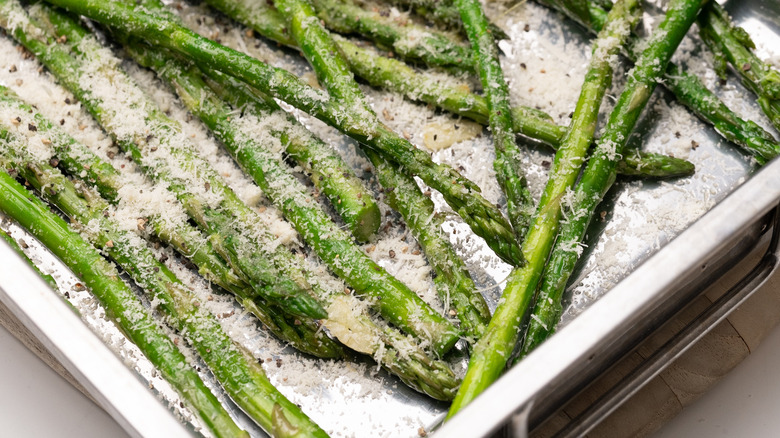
[536,0,780,164]
[311,0,475,72]
[198,0,695,179]
[0,168,248,438]
[520,0,708,358]
[548,0,595,29]
[206,0,488,68]
[41,0,524,267]
[0,0,331,321]
[447,0,642,417]
[334,34,563,145]
[614,147,691,178]
[699,2,780,141]
[664,62,780,165]
[125,41,460,355]
[456,0,534,239]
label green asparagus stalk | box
[198,0,694,179]
[614,147,692,178]
[333,34,563,145]
[456,0,534,239]
[311,0,475,72]
[548,0,595,29]
[0,223,58,288]
[520,0,708,359]
[0,139,330,437]
[126,42,460,355]
[0,168,247,438]
[699,2,780,141]
[664,62,779,165]
[41,0,524,267]
[202,0,298,46]
[536,0,780,164]
[447,0,642,417]
[0,0,330,320]
[363,148,491,339]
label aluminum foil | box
[0,0,778,437]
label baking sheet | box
[0,0,778,437]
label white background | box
[0,324,130,438]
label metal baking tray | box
[0,0,778,437]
